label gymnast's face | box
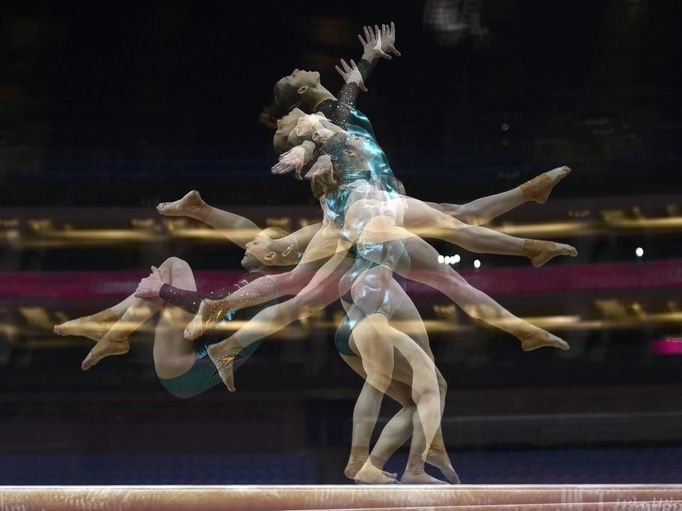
[241,233,276,271]
[273,108,305,153]
[278,69,321,93]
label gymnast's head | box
[272,108,306,154]
[259,69,328,129]
[321,132,368,171]
[241,227,300,272]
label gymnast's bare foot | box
[207,340,241,392]
[426,452,461,484]
[523,239,577,267]
[344,455,367,480]
[521,166,571,204]
[183,312,206,341]
[520,329,569,351]
[81,334,130,371]
[344,455,397,481]
[54,309,118,342]
[156,190,208,219]
[354,460,399,484]
[183,298,228,341]
[400,467,449,484]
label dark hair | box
[259,80,302,129]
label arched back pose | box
[261,23,575,265]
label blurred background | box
[1,0,681,484]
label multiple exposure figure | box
[54,23,577,484]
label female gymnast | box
[52,189,458,483]
[53,195,309,392]
[177,29,578,472]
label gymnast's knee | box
[416,384,440,404]
[162,256,189,268]
[440,271,472,295]
[402,403,417,416]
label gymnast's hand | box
[380,22,401,57]
[272,145,306,179]
[359,25,391,62]
[305,154,335,184]
[134,266,165,299]
[335,59,368,92]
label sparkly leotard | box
[314,61,412,357]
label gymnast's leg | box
[345,264,442,470]
[401,196,577,267]
[437,166,571,225]
[53,257,194,370]
[346,274,454,482]
[343,354,458,484]
[183,224,342,340]
[205,252,355,390]
[350,312,441,474]
[370,289,457,483]
[79,257,199,371]
[356,228,568,351]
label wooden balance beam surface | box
[1,485,681,510]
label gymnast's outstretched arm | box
[316,24,395,125]
[181,221,343,340]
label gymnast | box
[56,24,574,482]
[184,116,575,356]
[53,195,310,391]
[174,27,563,476]
[52,189,459,483]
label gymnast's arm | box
[153,220,322,313]
[272,117,342,177]
[181,223,344,343]
[316,24,391,122]
[159,283,242,315]
[221,225,345,312]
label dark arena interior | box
[1,1,681,509]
